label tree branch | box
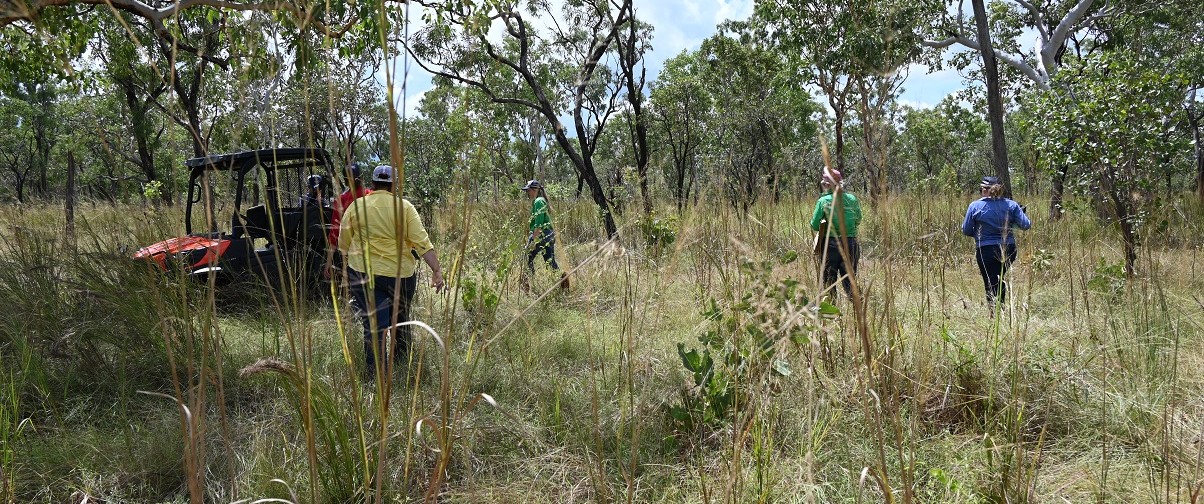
[1043,0,1096,77]
[1013,0,1048,41]
[3,0,358,38]
[402,43,542,112]
[922,34,1049,89]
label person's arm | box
[421,249,444,292]
[337,206,355,254]
[810,196,826,232]
[1013,201,1032,230]
[961,202,977,237]
[404,201,443,291]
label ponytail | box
[984,183,1005,198]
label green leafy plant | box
[668,255,838,441]
[460,275,500,327]
[1029,248,1055,274]
[1087,260,1127,300]
[639,213,678,255]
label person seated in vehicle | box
[299,174,328,207]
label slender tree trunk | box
[834,111,846,173]
[1189,104,1204,204]
[35,123,51,197]
[972,0,1013,198]
[65,150,77,248]
[1050,165,1068,220]
[549,123,618,237]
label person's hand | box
[431,269,446,293]
[322,264,333,280]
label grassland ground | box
[1,193,1203,503]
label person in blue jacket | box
[961,176,1031,312]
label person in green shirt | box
[810,167,862,298]
[522,179,568,289]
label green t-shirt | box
[529,196,551,232]
[810,191,861,237]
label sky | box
[384,0,969,118]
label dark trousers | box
[347,268,417,373]
[527,228,559,272]
[820,237,860,298]
[975,243,1017,305]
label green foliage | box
[460,275,500,327]
[1030,54,1188,191]
[1028,52,1190,271]
[897,97,990,192]
[639,213,677,255]
[1029,248,1054,274]
[649,50,711,209]
[142,180,164,202]
[1087,260,1127,300]
[668,255,837,441]
[696,33,820,210]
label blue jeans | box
[347,268,417,373]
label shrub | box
[667,254,839,443]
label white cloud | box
[711,0,755,26]
[897,98,934,110]
[897,63,964,109]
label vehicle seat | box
[243,204,274,242]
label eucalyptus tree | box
[968,0,1013,198]
[405,0,642,238]
[697,33,818,213]
[1,72,58,197]
[320,53,385,167]
[92,22,177,203]
[614,3,653,215]
[1097,1,1204,202]
[922,0,1110,91]
[1030,54,1188,275]
[747,0,937,201]
[649,49,711,212]
[0,95,38,202]
[897,97,989,191]
[922,0,1115,215]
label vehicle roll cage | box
[183,148,334,235]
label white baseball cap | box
[371,165,393,183]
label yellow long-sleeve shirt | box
[337,190,434,278]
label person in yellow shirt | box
[338,165,445,379]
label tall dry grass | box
[1,190,1203,502]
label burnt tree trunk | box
[615,0,651,217]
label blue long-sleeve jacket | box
[961,197,1031,247]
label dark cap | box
[344,163,363,179]
[306,174,324,189]
[521,179,543,190]
[980,176,1001,188]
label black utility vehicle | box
[135,148,335,292]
